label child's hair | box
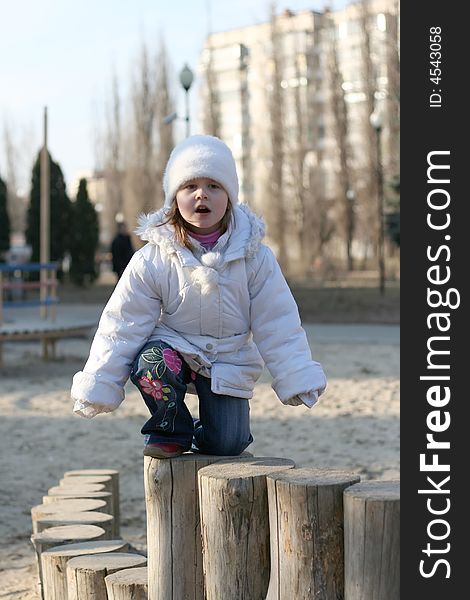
[160,197,233,249]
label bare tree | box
[202,39,221,138]
[299,13,335,277]
[127,42,158,221]
[357,0,379,268]
[2,121,30,235]
[325,9,355,270]
[154,40,175,207]
[384,1,400,182]
[266,5,288,272]
[284,35,312,276]
[103,70,125,236]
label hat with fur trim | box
[163,134,239,208]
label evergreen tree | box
[26,152,72,268]
[69,178,99,285]
[0,175,11,260]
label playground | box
[0,287,399,597]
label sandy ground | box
[0,317,399,599]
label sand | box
[0,320,399,599]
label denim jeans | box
[130,340,253,455]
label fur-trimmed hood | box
[135,203,266,262]
[135,203,266,295]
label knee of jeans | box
[201,434,251,457]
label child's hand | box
[283,391,319,409]
[284,395,304,407]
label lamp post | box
[179,64,194,137]
[369,108,385,295]
[346,188,355,271]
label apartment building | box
[199,1,399,271]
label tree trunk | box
[31,498,107,534]
[105,566,148,600]
[66,552,147,600]
[36,510,114,538]
[198,457,295,600]
[63,469,120,536]
[144,452,252,600]
[266,468,360,599]
[41,539,129,600]
[344,480,400,600]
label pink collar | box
[188,228,223,248]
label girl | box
[71,135,327,458]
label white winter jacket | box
[71,203,326,416]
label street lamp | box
[179,64,194,137]
[346,189,356,271]
[369,108,386,295]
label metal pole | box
[375,127,385,295]
[185,89,190,137]
[40,107,50,317]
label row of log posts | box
[30,467,148,600]
[144,453,400,600]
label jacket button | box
[206,343,213,350]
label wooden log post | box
[42,491,113,516]
[66,552,147,600]
[41,539,129,600]
[344,480,400,600]
[144,451,252,600]
[31,524,106,600]
[265,468,360,600]
[31,499,107,534]
[36,511,114,538]
[105,566,148,600]
[64,469,120,536]
[198,457,295,600]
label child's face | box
[176,177,229,234]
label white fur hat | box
[163,134,239,208]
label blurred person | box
[71,135,327,459]
[111,222,134,280]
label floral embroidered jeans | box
[130,340,253,455]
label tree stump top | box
[31,524,105,544]
[104,566,148,586]
[60,475,112,486]
[145,450,253,463]
[36,511,113,526]
[42,539,128,558]
[32,498,107,515]
[64,469,119,477]
[267,467,360,486]
[67,552,147,571]
[344,480,400,501]
[198,457,295,480]
[48,484,105,494]
[43,491,112,501]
